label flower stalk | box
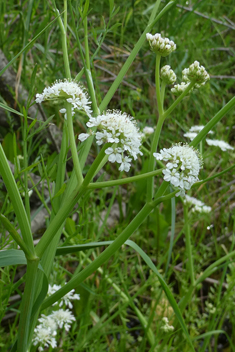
[183,204,195,286]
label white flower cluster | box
[143,126,154,135]
[33,283,80,351]
[161,65,176,84]
[33,325,57,351]
[48,284,80,309]
[161,317,174,333]
[182,61,210,88]
[206,139,234,151]
[171,61,209,95]
[146,33,176,57]
[184,125,234,151]
[140,126,155,140]
[184,125,214,140]
[171,82,191,96]
[78,110,143,172]
[153,144,203,197]
[184,195,211,213]
[35,79,92,118]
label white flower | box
[146,33,176,56]
[50,309,76,331]
[183,132,198,140]
[33,325,57,351]
[38,314,58,331]
[60,289,80,309]
[184,195,211,213]
[48,284,61,296]
[153,144,203,197]
[171,82,191,96]
[143,126,154,135]
[161,65,177,84]
[79,110,143,172]
[48,284,80,308]
[206,139,234,151]
[182,61,210,87]
[189,125,214,134]
[78,133,90,142]
[35,79,92,117]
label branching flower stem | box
[41,189,175,311]
[155,54,163,116]
[87,169,164,189]
[65,102,83,185]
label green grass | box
[0,0,235,351]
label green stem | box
[41,188,171,310]
[0,144,34,254]
[56,8,71,79]
[0,214,33,258]
[190,96,235,147]
[162,81,195,119]
[183,204,195,286]
[160,82,166,109]
[146,116,165,202]
[35,144,110,258]
[155,54,163,116]
[84,16,90,71]
[66,102,84,185]
[23,115,30,221]
[17,257,39,352]
[40,203,152,309]
[35,183,85,258]
[192,163,235,188]
[63,0,67,32]
[98,1,175,113]
[87,169,163,189]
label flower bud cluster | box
[161,65,176,84]
[153,143,203,197]
[184,195,211,213]
[78,110,143,172]
[161,317,174,333]
[146,33,176,57]
[182,61,210,88]
[35,79,92,118]
[171,82,191,96]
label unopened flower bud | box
[182,61,210,87]
[146,33,176,57]
[171,82,192,96]
[161,65,176,84]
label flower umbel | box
[161,65,176,84]
[184,195,211,213]
[35,79,92,118]
[48,284,80,308]
[146,33,176,57]
[171,82,191,96]
[153,144,203,197]
[182,61,210,88]
[33,325,57,352]
[78,110,143,172]
[50,309,76,331]
[184,126,233,151]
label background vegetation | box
[0,0,235,351]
